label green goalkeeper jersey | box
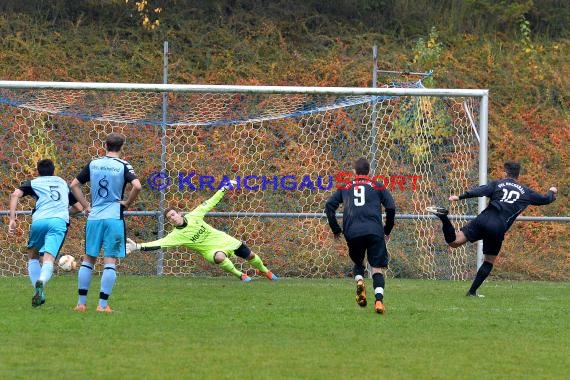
[139,189,241,258]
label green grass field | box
[1,276,568,380]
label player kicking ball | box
[427,161,557,297]
[126,180,279,282]
[8,159,82,307]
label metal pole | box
[8,210,567,221]
[369,45,379,174]
[372,45,378,88]
[0,81,489,97]
[367,45,380,279]
[476,92,489,268]
[157,40,169,275]
[376,69,432,77]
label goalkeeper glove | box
[222,179,238,191]
[126,238,141,254]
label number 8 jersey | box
[458,178,556,229]
[76,156,138,220]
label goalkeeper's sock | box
[218,258,243,278]
[248,254,269,273]
[38,261,54,284]
[77,261,94,305]
[98,264,116,308]
[439,215,457,244]
[28,259,41,286]
[372,272,385,301]
[468,261,493,295]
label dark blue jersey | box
[325,180,396,240]
[459,178,556,230]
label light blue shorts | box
[28,218,68,257]
[85,219,126,258]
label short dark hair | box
[164,207,177,218]
[106,133,125,152]
[354,157,370,175]
[504,161,521,178]
[37,159,55,176]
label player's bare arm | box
[70,178,91,214]
[69,201,84,216]
[8,188,24,235]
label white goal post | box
[0,80,488,279]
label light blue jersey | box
[19,175,76,256]
[76,156,137,220]
[20,176,74,223]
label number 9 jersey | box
[325,179,396,240]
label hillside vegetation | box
[0,0,568,280]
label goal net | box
[0,82,485,280]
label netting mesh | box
[0,85,480,279]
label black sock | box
[439,215,457,244]
[353,264,365,278]
[372,272,385,301]
[468,261,493,294]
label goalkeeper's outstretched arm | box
[187,180,237,218]
[126,235,182,254]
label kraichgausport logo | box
[146,171,422,191]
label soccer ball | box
[58,255,77,271]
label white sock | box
[38,262,54,284]
[28,259,41,285]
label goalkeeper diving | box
[126,180,279,282]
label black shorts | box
[346,234,389,268]
[460,209,506,256]
[233,243,251,259]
